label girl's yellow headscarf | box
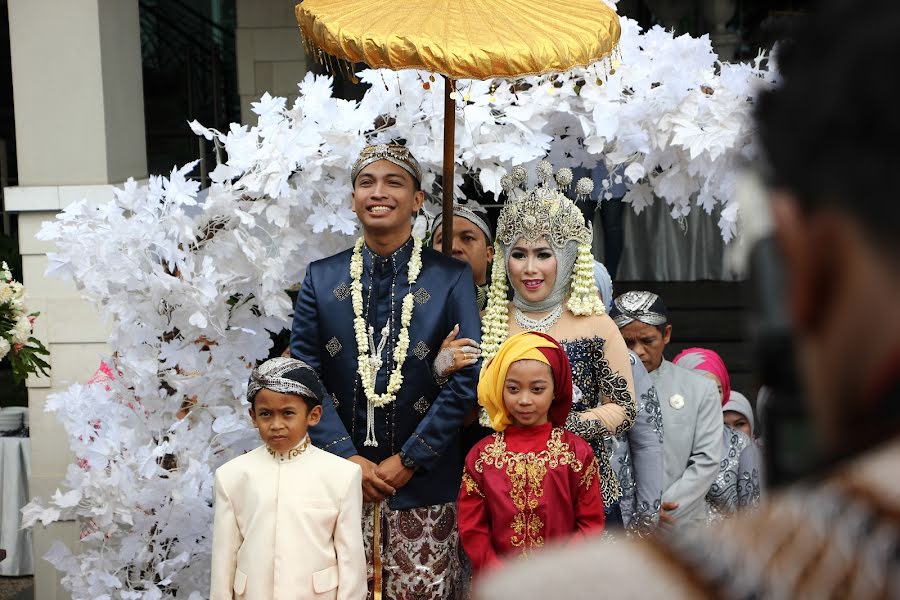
[477,331,572,431]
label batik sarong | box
[363,501,460,600]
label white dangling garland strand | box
[566,242,605,316]
[350,235,423,446]
[480,242,510,366]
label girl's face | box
[724,410,752,438]
[507,238,558,305]
[502,359,555,427]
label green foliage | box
[6,334,51,385]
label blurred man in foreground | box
[476,1,900,597]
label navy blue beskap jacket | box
[291,240,481,510]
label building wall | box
[5,1,147,598]
[235,0,309,122]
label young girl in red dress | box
[457,331,605,573]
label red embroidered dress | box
[458,421,605,572]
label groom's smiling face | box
[352,160,424,236]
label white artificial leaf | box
[187,120,215,141]
[624,162,646,183]
[51,488,82,508]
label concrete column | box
[235,0,308,123]
[4,1,146,598]
[700,0,739,61]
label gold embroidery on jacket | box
[266,435,310,459]
[461,470,483,497]
[474,428,584,555]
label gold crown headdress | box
[495,163,594,248]
[481,161,605,362]
[351,143,422,185]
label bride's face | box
[507,238,558,305]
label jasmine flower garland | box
[350,236,424,446]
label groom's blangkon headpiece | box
[351,143,422,187]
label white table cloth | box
[0,436,33,576]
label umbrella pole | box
[441,76,455,256]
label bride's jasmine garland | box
[567,244,605,316]
[481,242,511,362]
[350,235,424,446]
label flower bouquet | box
[0,261,50,383]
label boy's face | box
[250,388,322,452]
[502,359,555,427]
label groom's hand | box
[348,455,395,502]
[376,454,415,491]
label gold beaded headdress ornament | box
[351,143,422,185]
[494,163,593,247]
[481,160,605,362]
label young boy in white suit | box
[211,357,366,599]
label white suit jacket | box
[210,438,366,600]
[650,360,722,531]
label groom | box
[291,143,480,599]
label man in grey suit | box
[611,291,722,532]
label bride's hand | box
[433,324,481,378]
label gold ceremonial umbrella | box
[296,0,620,253]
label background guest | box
[611,292,721,532]
[673,348,763,521]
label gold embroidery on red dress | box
[475,428,585,555]
[579,456,599,490]
[461,470,483,497]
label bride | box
[479,162,637,523]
